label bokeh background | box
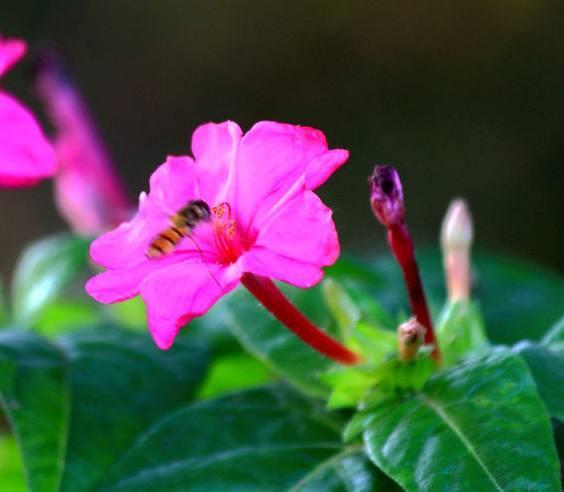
[2,0,563,281]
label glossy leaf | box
[10,234,91,326]
[514,341,564,422]
[0,330,69,492]
[97,385,393,491]
[228,250,562,398]
[354,351,560,491]
[224,284,340,397]
[542,315,564,346]
[0,327,209,492]
[293,449,401,492]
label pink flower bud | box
[441,198,473,251]
[368,165,405,226]
[441,199,474,302]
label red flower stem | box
[241,273,360,365]
[387,223,438,358]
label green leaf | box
[466,254,564,343]
[514,341,564,422]
[292,449,401,492]
[353,350,560,491]
[542,315,564,347]
[435,300,488,366]
[322,277,361,339]
[196,352,273,399]
[35,301,100,336]
[332,251,564,344]
[224,283,341,398]
[11,234,91,326]
[414,251,564,343]
[0,331,69,492]
[321,368,380,409]
[97,385,394,491]
[58,329,209,492]
[0,435,26,492]
[0,327,209,492]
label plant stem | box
[241,273,359,365]
[369,165,439,359]
[388,223,436,349]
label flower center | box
[211,203,251,264]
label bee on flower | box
[86,121,359,364]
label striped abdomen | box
[146,199,211,259]
[147,225,189,258]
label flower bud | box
[441,199,473,301]
[368,165,405,226]
[441,199,473,251]
[398,317,426,361]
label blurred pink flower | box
[36,55,131,233]
[86,121,348,350]
[0,35,56,187]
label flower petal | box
[233,121,340,230]
[241,190,339,287]
[89,191,169,268]
[305,148,349,190]
[140,261,241,349]
[241,248,325,288]
[90,154,211,269]
[0,36,26,77]
[149,155,200,214]
[191,121,242,204]
[85,253,185,303]
[0,92,57,187]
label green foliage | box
[436,300,488,366]
[420,252,564,344]
[35,300,100,336]
[346,351,561,491]
[223,283,340,397]
[10,234,91,326]
[0,327,209,492]
[196,352,273,399]
[94,385,396,492]
[0,435,26,492]
[1,236,563,491]
[331,251,564,344]
[0,330,69,492]
[543,315,564,346]
[514,316,564,423]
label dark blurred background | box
[1,0,563,281]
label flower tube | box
[35,53,131,233]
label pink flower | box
[86,121,349,351]
[0,35,56,187]
[35,55,131,233]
